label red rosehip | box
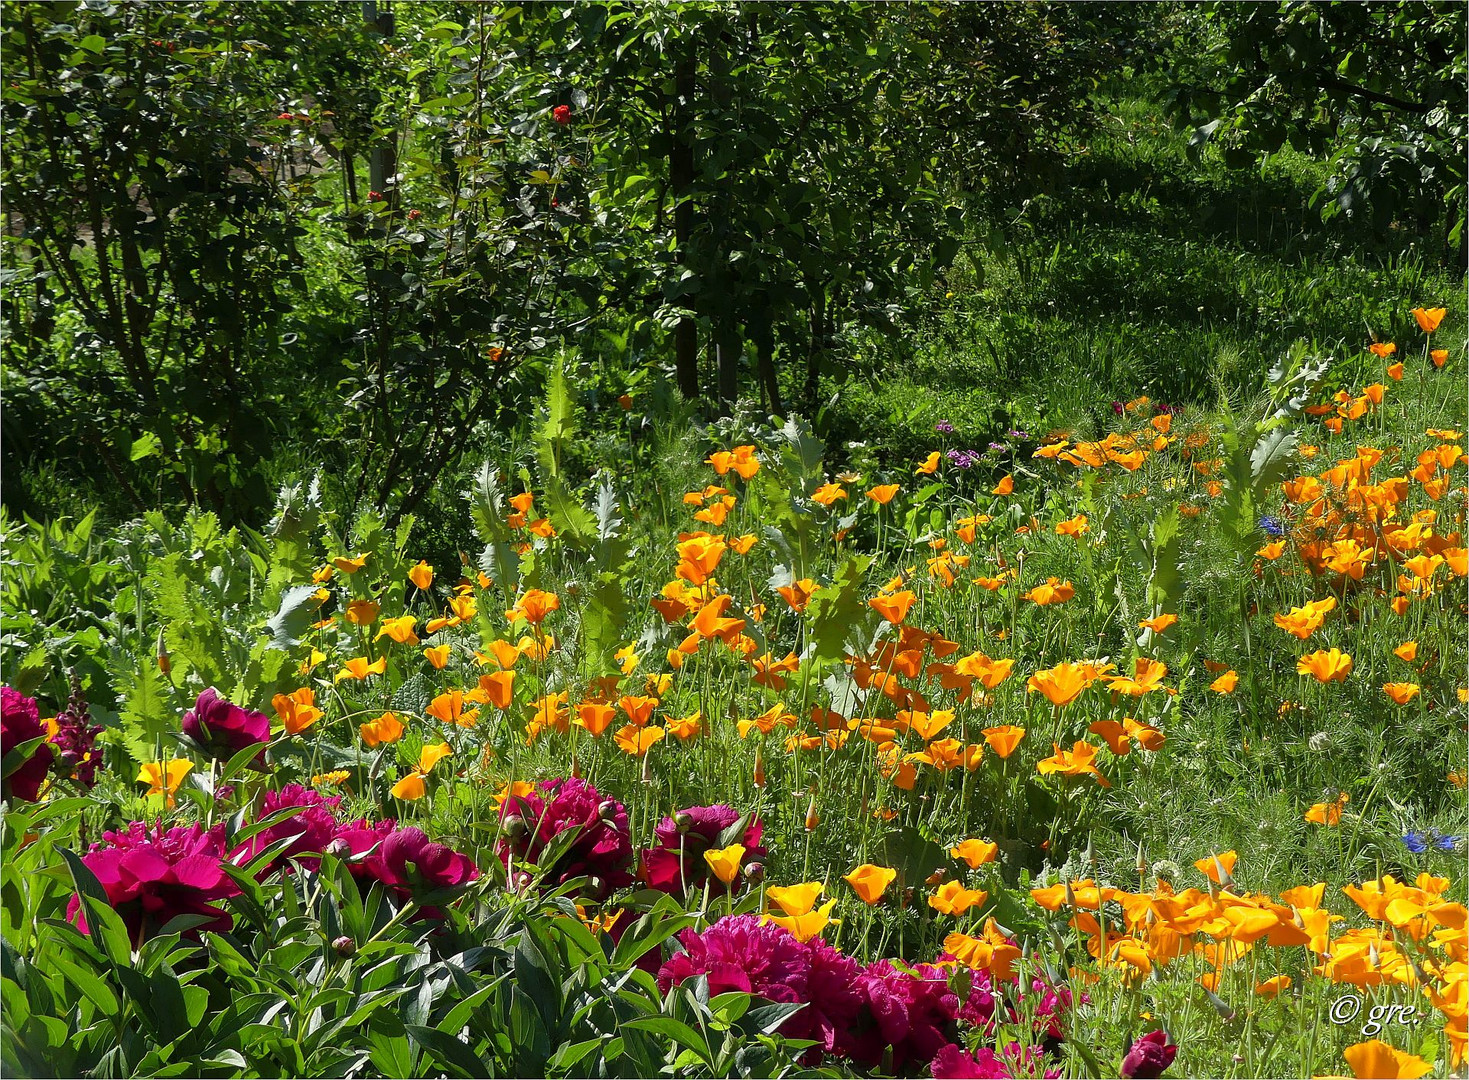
[552,104,571,125]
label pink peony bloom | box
[1121,1030,1177,1078]
[497,778,632,900]
[931,1043,1059,1079]
[68,822,238,941]
[2,687,51,803]
[849,961,959,1072]
[182,687,269,762]
[659,914,809,1006]
[640,803,765,895]
[237,784,341,872]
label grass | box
[822,86,1460,471]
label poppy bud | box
[804,795,820,832]
[332,936,357,958]
[157,628,171,675]
[753,750,766,788]
[743,861,764,885]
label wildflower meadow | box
[2,3,1465,1079]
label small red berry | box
[367,191,383,202]
[407,209,421,221]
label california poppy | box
[1340,1039,1432,1080]
[992,474,1014,496]
[390,742,451,801]
[1297,649,1353,683]
[272,688,323,735]
[426,689,479,728]
[575,702,616,736]
[1027,662,1091,707]
[866,484,900,505]
[1036,741,1110,787]
[766,881,823,917]
[1305,792,1348,826]
[335,655,387,683]
[763,899,835,942]
[1022,578,1075,605]
[613,723,664,757]
[377,615,419,645]
[1382,682,1420,705]
[137,759,193,808]
[844,864,897,904]
[1210,670,1239,693]
[408,561,434,590]
[928,880,989,916]
[916,451,941,475]
[423,644,451,669]
[703,844,745,887]
[950,839,999,868]
[1412,307,1446,334]
[869,590,916,624]
[981,725,1026,758]
[360,711,405,747]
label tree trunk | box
[671,57,698,399]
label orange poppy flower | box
[1382,682,1420,705]
[1088,720,1131,755]
[1194,850,1237,884]
[574,702,616,736]
[1138,613,1178,633]
[869,590,917,624]
[991,474,1014,496]
[390,742,451,801]
[1125,717,1165,751]
[703,844,745,886]
[844,864,898,905]
[613,723,664,757]
[466,670,515,710]
[1393,641,1418,662]
[1255,975,1292,998]
[928,880,989,916]
[1412,307,1446,334]
[476,639,521,670]
[1273,596,1336,639]
[376,615,419,645]
[408,561,434,590]
[1027,663,1091,707]
[1387,361,1405,380]
[1431,348,1448,368]
[1210,670,1239,693]
[506,588,560,625]
[333,553,369,574]
[1036,741,1110,787]
[767,882,823,916]
[423,644,451,669]
[426,689,479,728]
[866,484,900,505]
[345,599,380,625]
[1305,792,1349,826]
[137,760,193,808]
[951,839,999,868]
[1022,577,1076,606]
[1297,649,1353,683]
[812,482,847,506]
[335,655,387,683]
[1368,342,1396,358]
[777,579,817,612]
[981,725,1026,758]
[1055,514,1089,538]
[273,688,323,735]
[666,710,702,740]
[1341,1039,1432,1079]
[1106,657,1171,697]
[916,451,941,475]
[729,533,758,554]
[359,711,404,747]
[763,899,836,942]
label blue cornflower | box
[1403,832,1428,853]
[1258,516,1285,537]
[1403,830,1463,853]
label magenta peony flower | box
[640,803,765,894]
[182,687,269,762]
[370,826,479,893]
[497,778,633,900]
[659,914,809,1005]
[795,936,866,1061]
[930,1043,1059,1079]
[68,822,239,941]
[1121,1030,1177,1079]
[2,686,52,803]
[848,960,959,1073]
[236,785,341,872]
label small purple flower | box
[1006,429,1029,441]
[935,420,955,434]
[48,679,103,789]
[1112,401,1125,416]
[988,442,1005,452]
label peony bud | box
[501,815,528,841]
[324,838,352,859]
[331,936,357,958]
[598,800,619,822]
[673,811,694,834]
[742,861,765,885]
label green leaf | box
[265,584,321,650]
[59,849,131,968]
[129,432,162,461]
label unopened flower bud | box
[585,875,604,897]
[673,811,694,834]
[743,861,765,885]
[804,794,820,833]
[598,800,618,822]
[501,815,528,841]
[331,935,356,958]
[156,628,171,675]
[324,838,352,859]
[753,749,765,788]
